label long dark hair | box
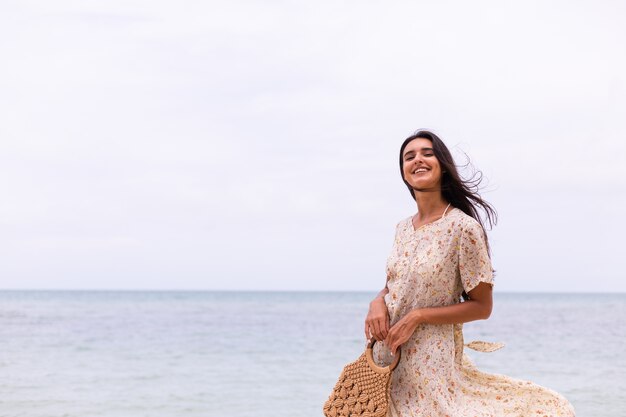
[399,129,498,251]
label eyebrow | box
[404,147,433,156]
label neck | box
[414,191,449,219]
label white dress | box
[372,207,575,417]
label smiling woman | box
[401,139,444,193]
[362,130,575,417]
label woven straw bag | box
[323,339,401,417]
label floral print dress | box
[372,207,575,417]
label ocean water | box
[0,291,624,417]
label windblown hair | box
[399,130,498,253]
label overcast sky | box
[1,0,625,292]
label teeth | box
[414,168,427,174]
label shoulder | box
[448,208,484,235]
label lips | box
[413,168,429,174]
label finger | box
[389,336,397,355]
[372,319,382,341]
[374,319,382,339]
[384,330,392,351]
[380,318,389,339]
[378,321,387,341]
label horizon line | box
[0,288,624,295]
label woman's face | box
[402,138,443,191]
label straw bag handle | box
[365,339,401,373]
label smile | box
[413,168,429,174]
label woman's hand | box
[384,310,421,355]
[364,296,390,342]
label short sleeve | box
[458,219,494,293]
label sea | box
[0,291,624,417]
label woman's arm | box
[384,282,492,354]
[364,284,390,341]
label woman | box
[365,130,575,416]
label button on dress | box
[372,208,575,417]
